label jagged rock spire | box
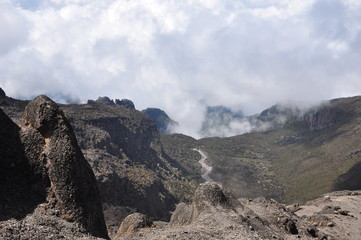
[22,95,109,239]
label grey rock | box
[327,221,335,227]
[305,108,343,131]
[283,218,298,234]
[115,182,335,240]
[168,202,193,227]
[87,99,97,105]
[170,182,245,228]
[193,182,229,209]
[115,99,135,109]
[96,96,115,105]
[21,95,109,239]
[114,213,153,239]
[1,99,110,239]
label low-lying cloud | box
[1,0,361,138]
[197,100,323,138]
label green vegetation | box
[164,96,361,204]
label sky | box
[1,0,361,138]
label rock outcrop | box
[115,99,135,109]
[114,213,153,238]
[169,182,233,226]
[22,95,108,238]
[0,87,5,97]
[141,108,178,134]
[0,95,109,239]
[305,107,343,131]
[98,96,115,105]
[87,97,135,109]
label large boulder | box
[21,95,109,239]
[113,213,153,239]
[193,181,229,209]
[169,182,238,227]
[1,101,110,239]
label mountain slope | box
[197,96,361,203]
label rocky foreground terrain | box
[1,88,361,239]
[112,183,361,240]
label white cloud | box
[0,3,28,55]
[1,0,361,137]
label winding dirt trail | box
[193,149,222,187]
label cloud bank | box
[1,0,361,137]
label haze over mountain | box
[200,101,322,137]
[2,0,361,138]
[2,1,361,239]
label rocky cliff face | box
[305,107,344,131]
[0,96,109,239]
[0,94,197,237]
[60,102,195,236]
